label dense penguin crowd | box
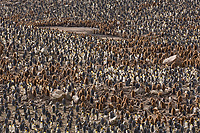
[0,0,199,132]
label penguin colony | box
[0,0,199,132]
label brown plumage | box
[190,106,194,114]
[52,75,57,80]
[78,89,84,97]
[151,100,156,107]
[185,93,189,99]
[180,117,184,126]
[171,62,176,68]
[95,102,99,109]
[101,96,106,103]
[158,92,162,97]
[130,100,134,106]
[114,84,118,90]
[71,90,75,97]
[140,103,144,110]
[81,95,85,102]
[98,103,103,110]
[110,96,116,103]
[122,102,127,109]
[129,105,134,113]
[161,101,165,109]
[86,94,90,101]
[172,87,176,94]
[24,71,29,77]
[171,108,175,115]
[178,96,182,103]
[32,66,37,76]
[145,87,150,93]
[105,92,109,99]
[131,90,135,97]
[179,105,183,113]
[0,68,3,75]
[154,117,158,125]
[152,83,156,90]
[117,97,122,104]
[45,88,50,96]
[108,103,113,109]
[52,80,57,88]
[107,79,112,86]
[177,103,180,109]
[189,117,194,125]
[84,77,89,85]
[156,84,161,90]
[119,82,123,88]
[62,69,67,77]
[117,104,121,110]
[168,102,172,109]
[150,118,154,125]
[119,90,124,98]
[182,104,186,111]
[177,90,181,97]
[162,116,167,124]
[123,96,129,104]
[41,87,46,95]
[81,102,86,108]
[32,89,37,97]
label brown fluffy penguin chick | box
[151,100,156,107]
[168,102,172,109]
[110,96,116,103]
[190,117,194,125]
[178,96,182,103]
[41,87,46,96]
[162,84,166,92]
[152,83,156,90]
[177,90,181,97]
[81,95,85,102]
[108,79,112,86]
[140,103,144,110]
[161,101,166,109]
[109,103,114,109]
[129,105,134,113]
[131,90,135,97]
[45,88,50,97]
[145,87,150,93]
[86,94,90,101]
[52,75,57,80]
[122,102,127,109]
[81,102,86,108]
[32,89,37,97]
[0,68,3,75]
[101,96,106,104]
[179,105,183,113]
[119,82,123,88]
[186,106,190,114]
[171,108,176,115]
[117,104,121,110]
[98,103,103,111]
[95,102,99,109]
[117,97,122,104]
[130,100,134,106]
[119,90,124,98]
[84,77,89,85]
[158,92,162,97]
[156,84,161,90]
[114,84,118,90]
[70,90,75,97]
[32,66,37,76]
[105,92,109,99]
[172,87,176,94]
